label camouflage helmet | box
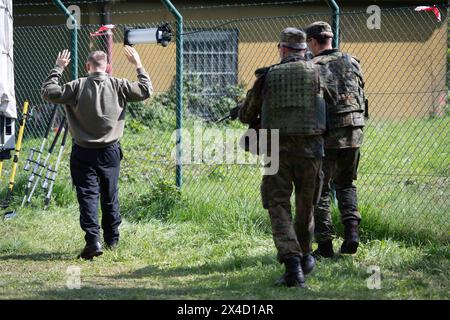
[279,27,307,50]
[305,21,334,39]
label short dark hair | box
[286,47,306,54]
[309,35,331,45]
[87,51,107,68]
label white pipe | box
[126,28,160,44]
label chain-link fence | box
[10,2,449,242]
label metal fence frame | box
[9,1,450,241]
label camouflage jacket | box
[238,53,324,158]
[312,49,365,149]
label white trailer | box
[0,0,16,159]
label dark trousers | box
[314,147,361,243]
[70,142,123,245]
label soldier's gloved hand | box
[229,106,240,120]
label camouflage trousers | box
[314,148,362,243]
[261,156,323,262]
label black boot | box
[105,238,119,250]
[312,240,334,258]
[275,273,287,286]
[283,256,306,288]
[78,242,103,260]
[340,220,360,254]
[104,232,119,250]
[275,253,315,285]
[301,253,316,275]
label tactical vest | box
[261,60,326,136]
[313,52,366,129]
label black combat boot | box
[340,220,360,254]
[275,253,315,285]
[77,242,103,260]
[312,240,334,258]
[283,256,306,288]
[105,240,119,250]
[301,253,316,275]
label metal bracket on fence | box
[53,0,78,80]
[326,0,340,49]
[161,0,183,189]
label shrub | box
[126,118,148,133]
[123,179,183,222]
[185,76,247,120]
[127,99,174,130]
[126,76,247,129]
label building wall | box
[340,9,448,119]
[13,1,448,119]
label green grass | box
[0,203,448,299]
[0,117,448,299]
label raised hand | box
[56,49,71,68]
[123,45,143,68]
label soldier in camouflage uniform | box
[305,21,366,257]
[238,28,326,287]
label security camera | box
[124,23,173,47]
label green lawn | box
[0,117,448,299]
[0,205,448,299]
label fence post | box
[326,0,340,49]
[161,0,183,189]
[53,0,78,80]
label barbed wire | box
[13,0,116,6]
[12,3,450,19]
[179,0,320,11]
[13,0,319,8]
[12,1,320,17]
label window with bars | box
[183,29,239,117]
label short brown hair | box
[311,35,332,45]
[87,51,107,68]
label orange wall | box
[108,23,447,120]
[14,1,448,119]
[110,42,177,92]
[341,25,447,119]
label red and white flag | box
[90,24,115,37]
[414,5,441,22]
